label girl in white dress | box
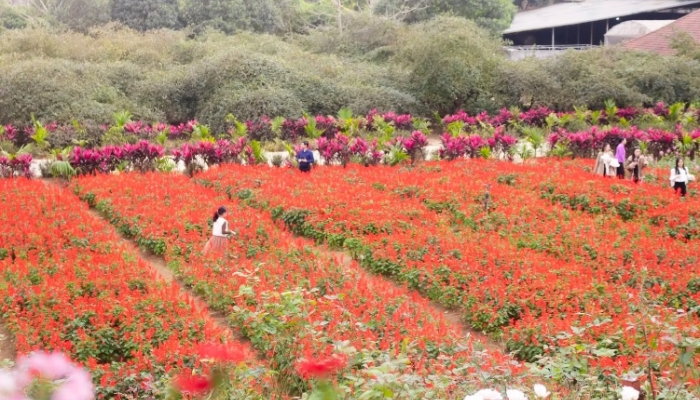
[203,206,233,254]
[670,158,693,197]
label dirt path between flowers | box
[0,321,16,362]
[41,180,244,345]
[83,207,247,343]
[318,248,504,353]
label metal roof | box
[504,0,700,34]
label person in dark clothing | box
[296,141,315,172]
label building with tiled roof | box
[622,8,700,55]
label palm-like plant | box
[373,116,396,147]
[446,121,465,138]
[574,106,589,123]
[30,115,50,152]
[545,113,559,133]
[550,140,573,159]
[668,102,686,123]
[192,124,215,142]
[604,99,618,124]
[270,116,285,138]
[512,142,534,163]
[676,131,695,156]
[113,111,132,128]
[385,143,408,166]
[478,146,491,160]
[413,118,431,135]
[337,109,362,137]
[156,128,170,146]
[250,140,266,165]
[1,144,32,160]
[303,112,325,139]
[47,147,75,180]
[523,127,545,157]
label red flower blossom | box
[196,343,247,364]
[295,355,347,379]
[175,374,212,394]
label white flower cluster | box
[463,384,641,400]
[463,384,550,400]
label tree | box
[394,16,504,115]
[180,0,290,34]
[55,0,110,32]
[109,0,180,31]
[368,0,515,32]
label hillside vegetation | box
[0,0,699,129]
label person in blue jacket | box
[296,141,315,172]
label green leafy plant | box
[413,117,431,135]
[192,123,215,142]
[155,128,170,146]
[447,120,465,137]
[30,115,51,152]
[337,108,362,136]
[479,146,491,159]
[605,99,618,123]
[523,127,545,157]
[303,112,325,139]
[270,116,285,137]
[113,111,132,128]
[384,143,408,166]
[250,140,266,165]
[550,140,573,159]
[46,147,75,180]
[668,102,686,123]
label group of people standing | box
[594,139,694,197]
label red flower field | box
[0,179,269,398]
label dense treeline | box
[0,0,699,130]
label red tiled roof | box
[623,9,700,55]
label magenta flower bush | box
[318,134,352,167]
[123,140,165,172]
[0,154,32,178]
[396,131,428,164]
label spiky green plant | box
[384,143,408,166]
[413,118,431,135]
[270,116,285,137]
[1,144,32,160]
[338,108,353,120]
[30,115,50,152]
[513,142,534,163]
[545,113,559,132]
[192,124,215,142]
[303,112,324,139]
[550,140,573,159]
[574,106,589,123]
[604,99,618,123]
[478,146,491,160]
[250,140,266,165]
[668,102,687,123]
[524,127,545,156]
[48,147,75,180]
[337,109,362,136]
[113,111,132,128]
[676,131,695,155]
[446,121,465,138]
[156,128,170,146]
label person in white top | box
[203,206,234,255]
[594,144,614,177]
[670,158,693,197]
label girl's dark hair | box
[676,158,684,175]
[213,206,227,222]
